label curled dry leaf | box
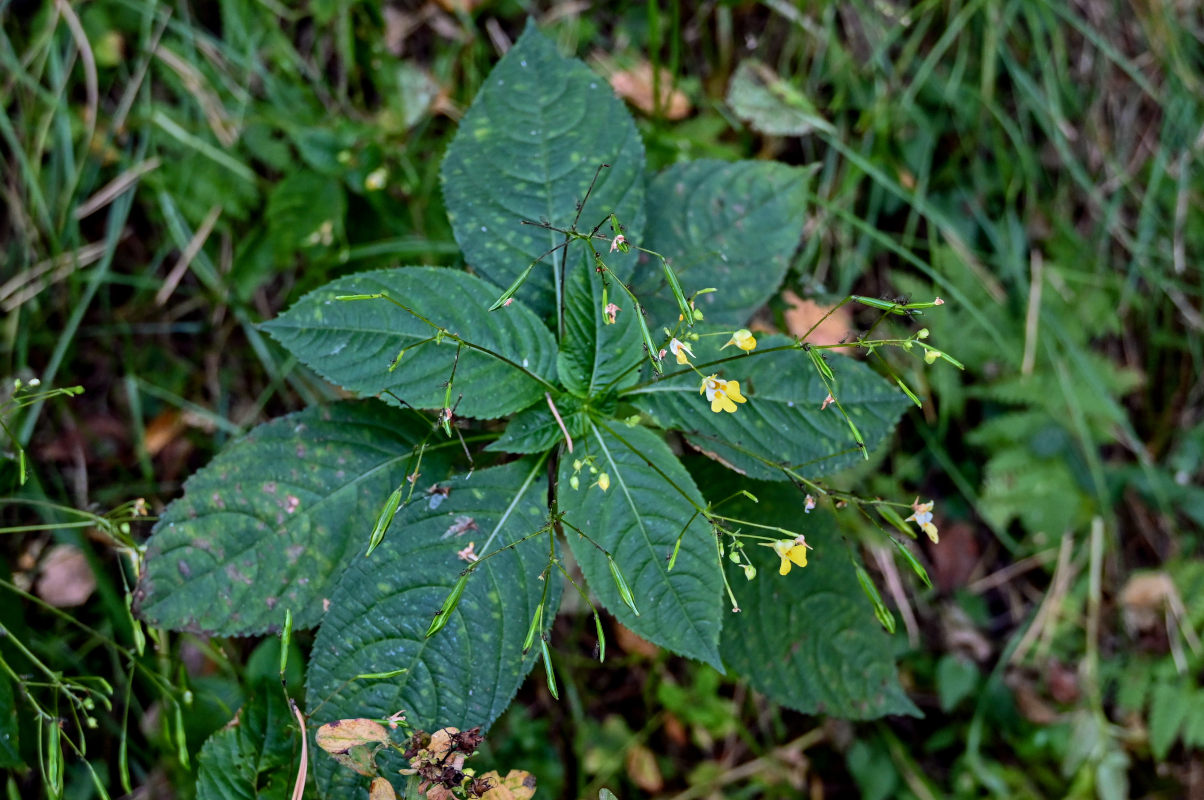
[36,544,97,607]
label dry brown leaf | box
[1120,571,1177,635]
[35,544,96,607]
[782,290,853,351]
[1005,669,1059,725]
[369,777,397,800]
[928,520,979,593]
[144,409,187,457]
[316,718,390,776]
[625,743,664,793]
[478,769,537,800]
[316,719,390,753]
[614,622,659,658]
[608,61,691,120]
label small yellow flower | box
[668,338,694,365]
[772,537,809,575]
[597,473,611,492]
[721,329,757,352]
[906,498,939,543]
[699,374,747,414]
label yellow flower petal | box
[711,391,737,413]
[721,329,757,352]
[722,380,747,404]
[772,539,808,575]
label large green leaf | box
[441,20,645,316]
[629,335,908,480]
[196,681,299,800]
[557,265,644,397]
[306,459,557,797]
[702,469,919,719]
[486,392,586,455]
[135,402,453,635]
[263,267,557,420]
[557,422,724,669]
[633,161,813,326]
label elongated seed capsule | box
[488,262,537,311]
[366,486,405,557]
[850,295,911,314]
[608,556,640,616]
[522,603,544,654]
[335,293,385,301]
[661,258,693,326]
[540,639,559,700]
[425,571,471,638]
[593,608,606,663]
[353,669,407,681]
[890,537,932,589]
[806,346,835,382]
[894,376,922,408]
[633,304,663,375]
[280,609,293,676]
[854,564,895,633]
[876,505,914,538]
[667,535,683,571]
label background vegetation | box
[2,0,1202,797]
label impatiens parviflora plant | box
[133,22,961,798]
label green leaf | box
[196,681,299,800]
[135,402,452,635]
[263,267,557,420]
[0,672,20,769]
[306,460,558,797]
[630,336,909,480]
[710,475,919,719]
[1180,689,1204,748]
[266,170,346,264]
[633,161,813,326]
[557,422,724,669]
[441,20,646,316]
[726,60,836,137]
[1149,680,1190,761]
[935,654,980,712]
[557,266,644,397]
[486,393,587,455]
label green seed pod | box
[366,486,405,557]
[426,571,471,638]
[607,556,639,616]
[523,603,544,654]
[540,639,559,700]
